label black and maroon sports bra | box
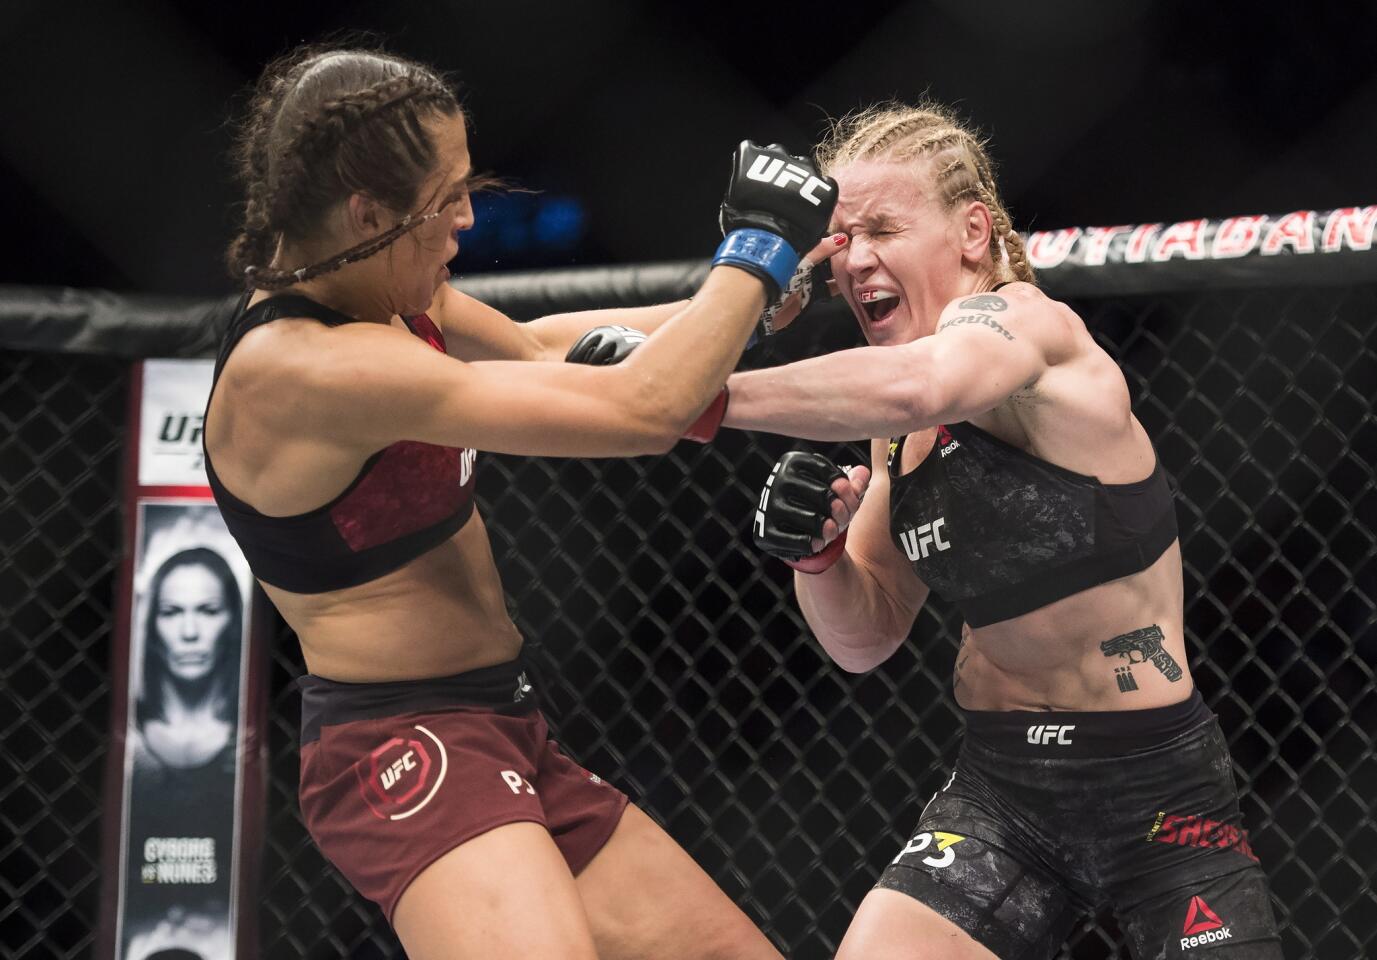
[203,294,478,594]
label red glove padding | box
[784,529,847,574]
[683,387,729,443]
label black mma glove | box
[564,325,726,442]
[713,141,838,300]
[564,325,647,365]
[752,451,848,574]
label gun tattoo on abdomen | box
[1099,624,1183,693]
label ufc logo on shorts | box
[379,750,417,790]
[1026,724,1076,745]
[746,156,834,206]
[899,518,949,561]
[501,770,536,795]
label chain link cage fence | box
[2,252,1375,959]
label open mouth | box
[858,289,900,324]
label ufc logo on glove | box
[746,156,834,206]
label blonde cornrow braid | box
[817,102,1036,285]
[854,113,947,165]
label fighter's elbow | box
[628,411,681,455]
[607,376,687,454]
[830,650,885,674]
[821,632,905,674]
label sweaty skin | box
[724,158,1190,712]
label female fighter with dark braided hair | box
[206,44,839,959]
[726,102,1283,959]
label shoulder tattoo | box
[937,313,1015,341]
[958,294,1008,312]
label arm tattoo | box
[1100,624,1182,694]
[937,313,1015,341]
[958,294,1007,312]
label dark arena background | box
[2,3,1375,959]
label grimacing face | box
[154,564,231,683]
[389,111,475,317]
[829,159,971,347]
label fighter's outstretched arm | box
[723,289,1077,441]
[434,238,844,363]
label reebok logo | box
[1180,895,1231,949]
[936,425,961,457]
[745,155,834,206]
[1026,724,1075,745]
[899,518,949,560]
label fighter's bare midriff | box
[951,542,1188,712]
[264,512,523,682]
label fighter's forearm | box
[723,346,931,440]
[525,302,690,359]
[796,553,911,673]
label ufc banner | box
[97,360,267,960]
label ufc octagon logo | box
[746,155,834,207]
[355,724,449,821]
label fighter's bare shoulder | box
[935,282,1084,365]
[426,279,542,362]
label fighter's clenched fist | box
[712,141,838,300]
[753,451,870,574]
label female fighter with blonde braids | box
[727,103,1282,958]
[205,44,839,960]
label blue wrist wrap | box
[712,229,799,298]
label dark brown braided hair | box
[816,101,1035,285]
[226,45,491,290]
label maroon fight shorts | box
[297,657,628,922]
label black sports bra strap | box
[239,294,359,329]
[214,294,361,377]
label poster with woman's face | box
[116,503,252,960]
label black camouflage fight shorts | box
[877,691,1282,959]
